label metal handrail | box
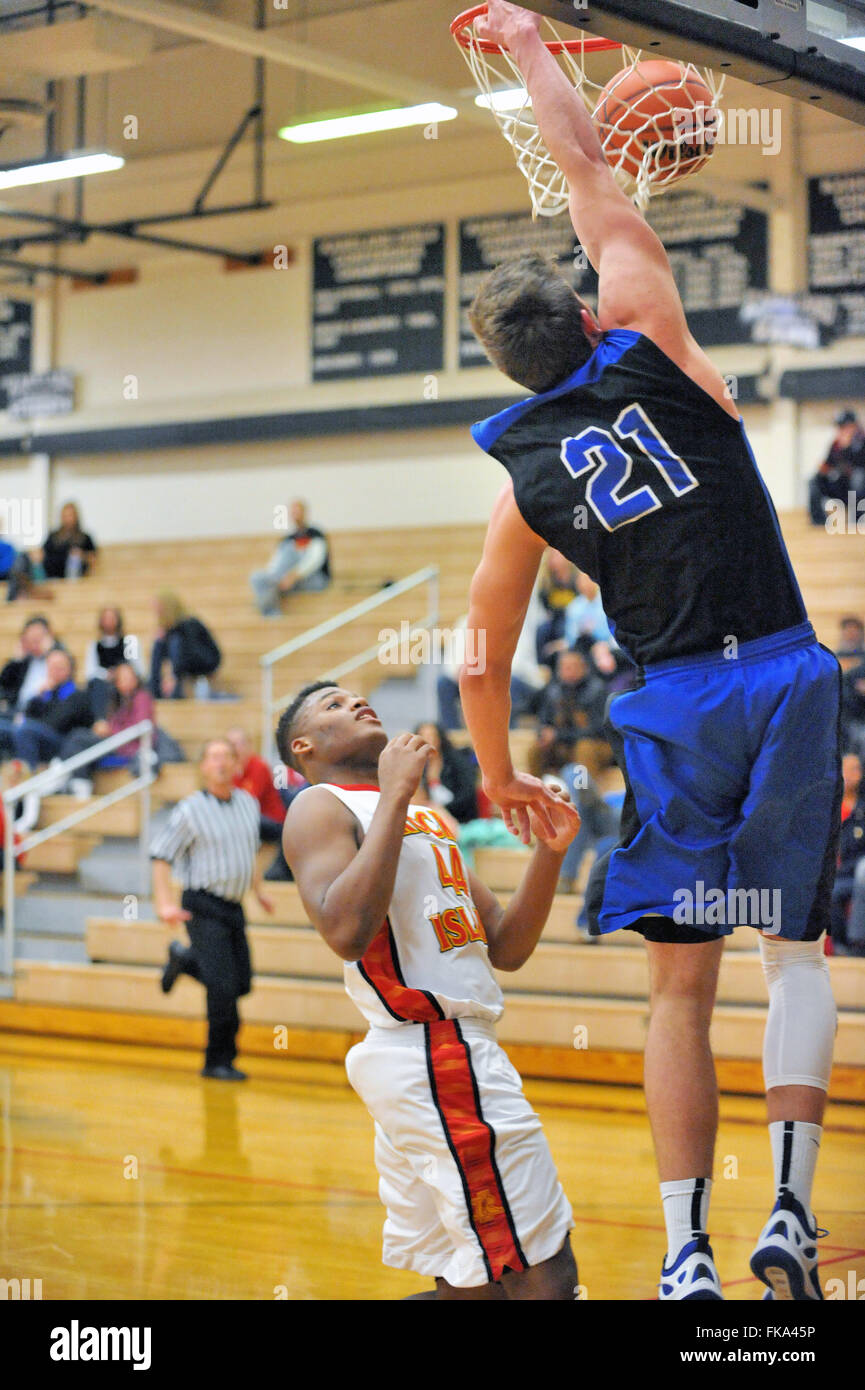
[1,719,154,978]
[260,566,439,759]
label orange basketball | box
[594,59,718,187]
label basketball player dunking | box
[278,681,579,1299]
[459,1,840,1300]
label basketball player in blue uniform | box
[459,1,839,1301]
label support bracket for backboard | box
[529,0,865,125]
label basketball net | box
[452,9,725,217]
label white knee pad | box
[759,936,837,1092]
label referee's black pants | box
[178,888,252,1069]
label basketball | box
[594,59,719,187]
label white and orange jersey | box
[311,783,504,1031]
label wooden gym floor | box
[0,1033,862,1302]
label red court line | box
[5,1142,864,1272]
[0,1143,377,1202]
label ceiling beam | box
[85,0,489,124]
[0,203,264,262]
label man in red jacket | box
[226,727,286,840]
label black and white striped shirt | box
[150,788,260,902]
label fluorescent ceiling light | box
[839,34,865,49]
[0,152,124,191]
[475,87,529,112]
[278,103,457,143]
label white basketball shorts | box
[345,1016,573,1288]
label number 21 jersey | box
[472,329,806,667]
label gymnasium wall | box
[49,429,504,543]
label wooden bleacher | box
[8,867,865,1096]
[1,512,864,1094]
[0,525,487,731]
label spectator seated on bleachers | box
[836,615,865,673]
[561,572,614,653]
[841,658,865,759]
[85,607,139,719]
[250,498,331,617]
[36,501,97,579]
[149,591,221,699]
[86,606,133,679]
[535,550,579,669]
[456,814,518,870]
[62,663,162,788]
[262,764,309,882]
[2,648,94,770]
[0,615,64,719]
[226,727,286,843]
[415,721,481,824]
[544,569,638,697]
[0,538,36,602]
[411,773,462,842]
[808,410,865,526]
[555,763,621,898]
[830,752,865,956]
[437,605,547,732]
[529,647,613,782]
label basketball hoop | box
[451,5,725,217]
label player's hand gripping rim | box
[475,0,542,50]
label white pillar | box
[765,97,807,509]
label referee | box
[152,737,274,1080]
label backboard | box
[527,0,865,125]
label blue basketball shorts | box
[586,622,842,943]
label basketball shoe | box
[658,1235,723,1300]
[750,1192,825,1300]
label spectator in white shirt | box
[250,500,331,617]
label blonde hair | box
[155,590,186,629]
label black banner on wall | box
[312,224,445,380]
[459,212,597,368]
[808,172,865,339]
[459,194,768,361]
[0,299,33,411]
[645,191,768,345]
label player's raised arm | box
[283,734,433,961]
[459,481,579,845]
[468,787,581,971]
[476,3,688,346]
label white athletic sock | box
[770,1119,822,1219]
[660,1177,713,1263]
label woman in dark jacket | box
[40,502,97,579]
[415,721,479,824]
[150,591,221,699]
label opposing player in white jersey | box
[279,679,579,1300]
